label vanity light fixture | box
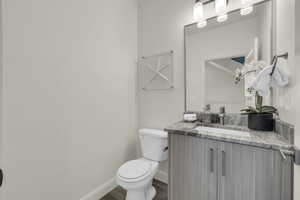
[193,0,257,27]
[215,0,228,22]
[240,0,254,15]
[194,0,207,28]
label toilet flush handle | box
[163,146,168,152]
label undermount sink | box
[194,126,251,137]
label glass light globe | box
[194,1,204,22]
[197,20,207,28]
[217,14,228,23]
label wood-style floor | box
[100,179,168,200]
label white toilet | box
[116,128,168,200]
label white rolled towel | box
[249,61,289,97]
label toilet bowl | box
[116,129,168,200]
[117,158,158,200]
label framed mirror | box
[184,0,273,113]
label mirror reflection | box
[185,2,272,113]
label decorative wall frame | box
[139,51,174,91]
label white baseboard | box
[154,170,168,184]
[80,177,117,200]
[80,171,167,200]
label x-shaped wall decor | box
[140,51,173,91]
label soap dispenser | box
[203,104,212,124]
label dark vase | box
[248,113,274,131]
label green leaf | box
[261,106,278,115]
[240,106,258,114]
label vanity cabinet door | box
[272,150,293,200]
[218,142,293,200]
[185,136,218,200]
[169,134,218,200]
[169,134,186,200]
[218,143,270,200]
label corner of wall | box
[80,178,117,200]
[155,170,168,184]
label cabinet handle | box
[222,151,226,177]
[210,148,214,173]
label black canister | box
[248,113,274,131]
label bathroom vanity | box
[172,0,296,199]
[165,121,294,200]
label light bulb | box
[241,0,252,6]
[215,0,227,15]
[217,14,228,23]
[197,20,207,28]
[194,1,204,22]
[194,1,207,28]
[215,0,228,23]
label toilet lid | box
[118,160,152,180]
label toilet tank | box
[139,129,168,162]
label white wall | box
[296,1,300,54]
[138,0,192,177]
[138,0,190,130]
[205,61,245,113]
[294,0,300,199]
[0,0,3,198]
[270,0,300,199]
[1,0,137,199]
[295,54,300,200]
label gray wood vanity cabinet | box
[168,134,293,200]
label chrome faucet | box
[219,106,225,125]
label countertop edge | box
[164,126,295,156]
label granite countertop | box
[165,121,294,155]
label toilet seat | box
[117,159,155,182]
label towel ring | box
[270,52,288,76]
